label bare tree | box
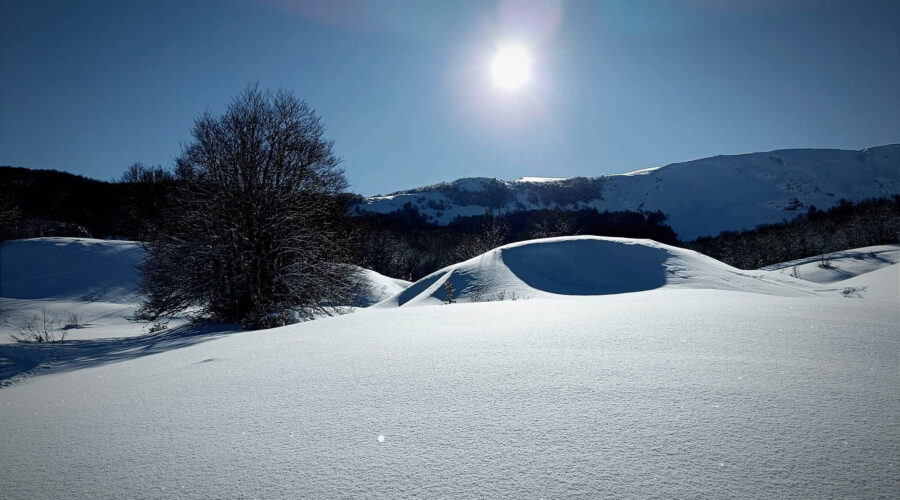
[136,85,360,328]
[527,209,574,239]
[456,210,510,260]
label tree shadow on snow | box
[0,322,239,387]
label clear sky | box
[2,0,898,196]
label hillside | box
[351,144,900,239]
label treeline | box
[0,164,174,241]
[685,196,900,269]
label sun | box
[490,44,532,90]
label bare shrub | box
[443,280,456,304]
[11,310,67,343]
[147,321,168,333]
[64,312,84,329]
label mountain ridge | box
[351,144,900,239]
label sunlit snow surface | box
[0,237,898,498]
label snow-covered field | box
[1,237,897,498]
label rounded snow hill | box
[376,236,812,307]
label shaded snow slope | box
[353,144,900,239]
[761,244,899,283]
[0,290,897,498]
[377,236,812,307]
[0,237,144,302]
[0,238,150,343]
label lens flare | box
[490,45,532,90]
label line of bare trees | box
[686,196,900,269]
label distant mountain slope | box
[351,144,900,239]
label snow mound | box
[377,236,810,307]
[825,264,900,300]
[761,244,899,283]
[1,237,144,303]
[355,267,411,306]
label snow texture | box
[0,237,897,498]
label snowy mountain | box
[351,144,900,240]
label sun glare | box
[490,45,532,90]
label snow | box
[356,266,411,306]
[513,176,569,183]
[760,244,899,283]
[377,236,815,307]
[0,238,157,343]
[1,290,897,497]
[620,165,663,176]
[0,237,897,497]
[825,264,900,300]
[354,144,900,239]
[0,237,143,302]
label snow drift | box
[377,236,812,307]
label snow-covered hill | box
[376,236,815,307]
[352,144,900,239]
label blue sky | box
[2,0,898,195]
